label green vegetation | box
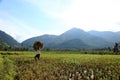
[0,51,120,80]
[0,54,16,80]
[0,42,10,51]
[0,55,3,79]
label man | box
[33,41,43,61]
[34,47,41,61]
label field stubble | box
[0,51,120,80]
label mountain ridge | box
[88,30,120,42]
[0,30,20,47]
[1,28,120,50]
[22,28,117,49]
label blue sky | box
[0,0,120,42]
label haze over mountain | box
[88,31,120,43]
[22,28,118,50]
[0,30,20,47]
[1,28,120,50]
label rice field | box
[0,51,120,80]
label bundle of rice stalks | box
[33,41,43,51]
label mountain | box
[1,28,119,50]
[54,39,90,49]
[0,30,20,47]
[22,28,113,50]
[22,34,57,48]
[88,30,120,43]
[58,28,111,48]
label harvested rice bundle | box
[33,41,43,51]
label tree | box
[113,43,119,54]
[0,42,10,51]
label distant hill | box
[88,30,120,43]
[57,28,112,48]
[22,34,57,48]
[1,28,119,50]
[22,28,114,50]
[54,39,90,50]
[0,30,20,47]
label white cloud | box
[57,0,120,31]
[0,11,42,42]
[23,0,120,31]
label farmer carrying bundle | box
[33,41,43,61]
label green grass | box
[0,51,120,80]
[0,55,4,79]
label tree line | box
[0,42,120,54]
[0,42,29,51]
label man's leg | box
[37,54,40,60]
[34,54,37,61]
